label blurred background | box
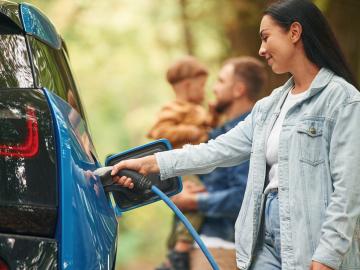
[14,0,360,269]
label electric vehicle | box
[0,2,181,269]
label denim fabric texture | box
[156,68,360,270]
[197,113,250,242]
[250,192,281,270]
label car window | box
[0,34,33,89]
[0,13,33,89]
[28,36,86,119]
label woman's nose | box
[259,44,266,57]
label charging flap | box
[104,139,182,212]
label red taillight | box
[0,106,39,158]
[0,259,9,270]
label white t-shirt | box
[264,90,307,194]
[194,235,235,249]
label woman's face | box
[259,15,296,74]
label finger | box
[123,178,134,188]
[111,161,126,176]
[112,176,120,183]
[110,165,118,176]
[116,176,127,185]
[111,162,124,175]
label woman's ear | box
[290,22,302,43]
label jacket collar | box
[281,67,334,98]
[269,68,334,115]
[307,67,334,93]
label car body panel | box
[20,3,61,49]
[44,89,118,269]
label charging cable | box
[97,167,220,270]
[151,185,220,270]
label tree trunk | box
[222,0,288,95]
[179,0,194,55]
[325,0,360,85]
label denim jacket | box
[197,113,250,242]
[156,68,360,270]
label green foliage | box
[313,0,331,11]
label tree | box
[325,0,360,84]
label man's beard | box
[214,99,231,114]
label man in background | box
[171,56,268,270]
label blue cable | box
[151,185,220,270]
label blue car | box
[0,2,181,269]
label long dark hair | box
[264,0,358,89]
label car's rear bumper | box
[0,233,57,269]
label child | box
[148,56,217,148]
[148,56,217,270]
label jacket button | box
[309,127,316,134]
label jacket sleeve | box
[313,100,360,269]
[197,161,249,219]
[155,101,260,180]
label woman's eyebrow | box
[259,29,267,38]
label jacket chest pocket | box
[296,119,325,166]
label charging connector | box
[118,169,152,191]
[95,166,152,191]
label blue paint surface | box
[20,3,61,49]
[44,89,118,269]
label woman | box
[111,1,360,269]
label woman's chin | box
[271,66,287,75]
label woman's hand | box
[110,155,159,189]
[310,261,334,270]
